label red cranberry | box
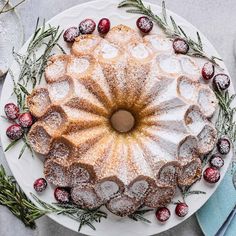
[54,187,70,203]
[217,138,231,155]
[4,103,19,120]
[175,202,188,217]
[6,124,24,140]
[33,178,47,192]
[98,18,111,34]
[79,19,96,34]
[213,73,230,91]
[155,207,171,222]
[202,62,215,80]
[173,38,189,54]
[203,167,220,183]
[63,27,80,43]
[18,112,33,128]
[209,155,224,169]
[136,16,153,33]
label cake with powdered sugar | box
[27,24,218,216]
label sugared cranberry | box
[155,207,171,222]
[63,27,80,43]
[213,73,230,91]
[202,62,215,80]
[209,155,224,169]
[203,167,220,183]
[175,202,189,217]
[6,124,24,140]
[54,187,70,203]
[33,178,47,192]
[136,16,153,33]
[79,19,96,34]
[173,38,189,54]
[4,103,19,120]
[217,137,231,155]
[98,18,111,34]
[18,112,33,128]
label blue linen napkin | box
[196,169,236,236]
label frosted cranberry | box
[203,167,220,183]
[98,18,110,34]
[202,62,215,80]
[217,138,231,155]
[33,178,47,192]
[209,155,224,169]
[63,27,80,43]
[79,19,96,34]
[54,187,70,203]
[173,38,189,54]
[18,112,33,128]
[155,207,171,222]
[4,103,19,120]
[136,16,153,33]
[6,124,24,140]
[175,202,188,217]
[213,73,230,91]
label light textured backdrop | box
[1,0,236,235]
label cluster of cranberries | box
[155,202,189,222]
[4,103,33,140]
[63,18,111,43]
[63,16,155,44]
[33,177,71,203]
[203,137,230,184]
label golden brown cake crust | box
[27,25,218,216]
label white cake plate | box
[0,1,234,235]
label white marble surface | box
[1,0,236,235]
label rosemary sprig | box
[118,0,222,66]
[128,208,153,223]
[4,19,64,156]
[0,0,26,14]
[0,164,37,229]
[0,165,107,231]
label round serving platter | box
[0,0,234,235]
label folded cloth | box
[196,169,236,236]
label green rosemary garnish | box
[0,0,26,14]
[128,208,153,223]
[12,18,63,110]
[118,0,222,66]
[4,19,64,157]
[0,165,107,231]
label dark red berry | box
[203,167,220,183]
[209,155,224,169]
[173,38,189,54]
[4,103,19,120]
[98,18,111,34]
[202,62,215,80]
[63,27,80,43]
[213,73,230,91]
[6,124,24,140]
[79,19,96,34]
[54,187,70,203]
[217,137,231,155]
[33,178,47,192]
[18,112,33,128]
[136,16,153,33]
[155,207,171,222]
[175,202,189,217]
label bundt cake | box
[27,25,217,216]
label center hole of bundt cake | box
[110,109,135,133]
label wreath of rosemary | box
[1,0,236,231]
